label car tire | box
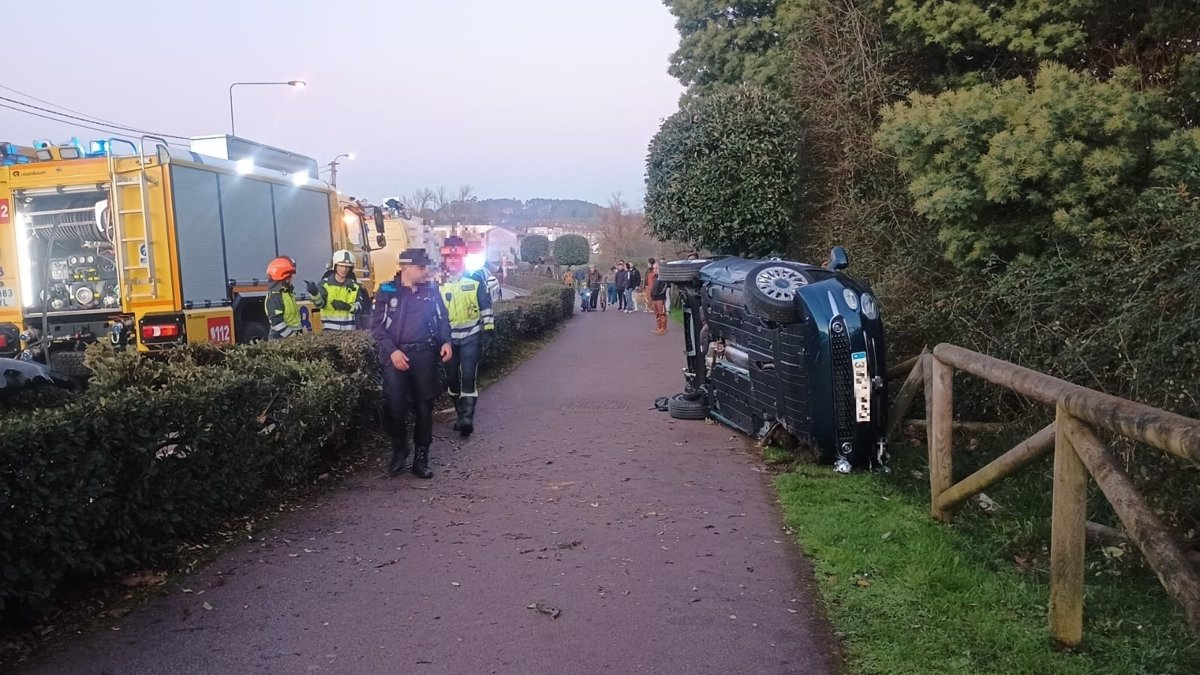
[658,259,713,283]
[239,321,270,345]
[745,262,808,324]
[668,393,708,421]
[48,350,91,379]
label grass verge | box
[775,451,1200,675]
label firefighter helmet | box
[331,249,355,267]
[266,256,297,281]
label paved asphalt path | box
[23,308,838,674]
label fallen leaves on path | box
[120,573,166,588]
[527,602,562,619]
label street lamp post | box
[228,80,307,136]
[327,153,355,189]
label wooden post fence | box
[896,345,1200,646]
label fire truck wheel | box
[48,350,91,379]
[668,393,708,421]
[240,321,270,345]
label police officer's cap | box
[398,248,433,267]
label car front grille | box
[830,318,854,446]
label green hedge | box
[505,272,563,292]
[0,292,571,621]
[486,285,574,368]
[0,333,377,618]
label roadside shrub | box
[519,234,551,264]
[645,84,808,256]
[0,332,376,619]
[552,234,591,267]
[0,291,572,621]
[533,283,576,318]
[506,272,561,292]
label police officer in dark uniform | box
[371,249,453,478]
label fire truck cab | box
[0,135,383,369]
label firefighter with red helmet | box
[265,256,304,340]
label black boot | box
[411,446,434,479]
[388,439,410,476]
[451,395,464,432]
[459,397,477,437]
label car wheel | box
[239,321,270,345]
[668,393,708,421]
[48,350,91,379]
[745,263,808,324]
[658,258,713,283]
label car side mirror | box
[373,207,385,234]
[827,246,849,271]
[376,233,387,248]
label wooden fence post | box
[1065,421,1200,637]
[887,347,928,441]
[929,356,954,522]
[1049,403,1088,647]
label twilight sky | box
[1,0,683,205]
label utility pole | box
[327,153,354,189]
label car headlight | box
[842,288,859,310]
[861,293,879,320]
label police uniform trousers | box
[446,337,482,399]
[382,345,440,447]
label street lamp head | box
[288,80,307,89]
[346,152,356,160]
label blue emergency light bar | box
[11,137,108,162]
[0,142,33,165]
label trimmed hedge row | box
[486,285,575,368]
[0,290,573,620]
[0,333,377,618]
[505,272,563,292]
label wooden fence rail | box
[888,344,1200,646]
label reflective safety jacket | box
[468,268,500,301]
[441,274,494,344]
[314,270,362,331]
[266,280,302,339]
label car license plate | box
[852,351,870,422]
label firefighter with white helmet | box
[306,249,363,331]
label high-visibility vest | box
[441,275,494,344]
[267,288,301,338]
[316,276,361,330]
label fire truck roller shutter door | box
[271,185,333,300]
[169,166,229,306]
[218,175,276,284]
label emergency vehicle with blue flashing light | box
[0,135,388,371]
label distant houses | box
[424,221,601,269]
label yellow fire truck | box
[0,135,387,371]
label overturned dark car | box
[660,248,888,472]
